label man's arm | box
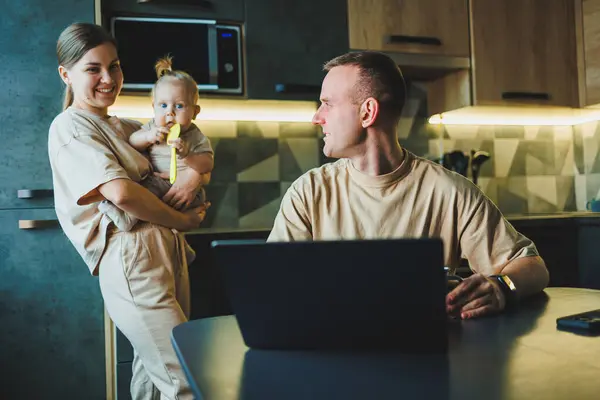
[97,178,205,232]
[447,183,549,319]
[497,255,549,300]
[447,255,548,319]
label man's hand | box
[157,168,202,210]
[446,273,506,319]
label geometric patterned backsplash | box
[195,120,321,229]
[427,123,578,216]
[178,85,600,229]
[428,121,600,216]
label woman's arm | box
[183,152,214,175]
[199,172,211,186]
[97,178,205,231]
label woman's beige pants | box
[99,222,193,400]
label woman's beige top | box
[48,107,150,275]
[268,149,539,275]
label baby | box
[99,56,214,262]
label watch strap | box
[489,274,518,309]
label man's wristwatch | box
[489,274,518,309]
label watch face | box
[500,275,516,291]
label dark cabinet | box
[0,209,105,399]
[510,216,600,290]
[1,1,105,399]
[101,0,245,22]
[244,0,349,100]
[512,219,580,288]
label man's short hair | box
[324,51,407,123]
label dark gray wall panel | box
[0,1,93,209]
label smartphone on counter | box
[556,309,600,334]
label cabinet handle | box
[502,92,550,101]
[137,0,214,9]
[275,83,321,95]
[17,189,54,199]
[18,219,59,230]
[386,35,442,46]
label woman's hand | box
[156,168,203,210]
[179,202,211,231]
[446,273,506,319]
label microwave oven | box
[110,17,243,94]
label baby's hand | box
[168,138,191,158]
[146,125,170,145]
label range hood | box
[382,51,470,81]
[365,51,472,115]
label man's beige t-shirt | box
[142,120,214,174]
[48,107,151,275]
[268,149,538,275]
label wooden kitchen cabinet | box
[470,0,579,107]
[470,0,600,109]
[244,0,348,100]
[579,0,600,106]
[347,0,470,57]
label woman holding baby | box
[48,22,206,400]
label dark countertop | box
[185,227,271,236]
[506,212,600,226]
[506,211,600,220]
[183,212,600,236]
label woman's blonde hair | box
[56,23,117,111]
[152,55,199,105]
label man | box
[268,51,549,319]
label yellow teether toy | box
[167,124,181,184]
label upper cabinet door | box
[347,0,470,57]
[245,0,349,100]
[582,0,600,106]
[471,0,579,107]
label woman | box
[48,22,206,400]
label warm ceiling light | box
[109,95,317,123]
[428,106,600,126]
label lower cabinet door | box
[117,362,133,400]
[0,208,105,399]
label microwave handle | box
[137,0,214,10]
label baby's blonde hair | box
[151,55,199,105]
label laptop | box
[211,238,448,352]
